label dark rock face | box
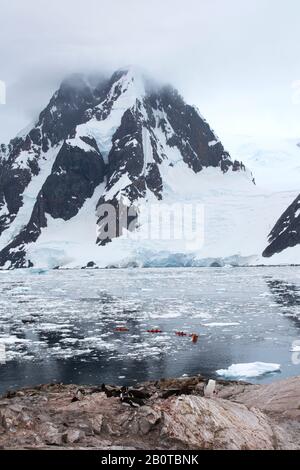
[263,194,300,258]
[38,141,105,221]
[0,67,248,268]
[0,141,106,268]
[107,107,145,187]
[0,167,32,236]
[147,86,236,173]
[37,74,98,147]
[0,74,107,237]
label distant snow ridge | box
[222,134,300,192]
[0,66,292,269]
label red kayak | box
[190,334,199,343]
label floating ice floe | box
[216,362,281,379]
[149,311,181,319]
[0,335,31,344]
[203,322,240,327]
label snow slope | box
[25,166,298,269]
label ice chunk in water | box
[216,362,281,379]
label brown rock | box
[42,424,62,446]
[0,408,19,430]
[62,429,85,444]
[89,414,103,435]
[159,395,283,450]
[231,376,300,421]
[138,406,161,435]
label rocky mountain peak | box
[0,67,251,269]
[263,194,300,258]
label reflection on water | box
[267,279,300,306]
[0,267,300,394]
[266,279,300,328]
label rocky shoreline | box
[0,375,300,450]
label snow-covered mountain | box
[263,194,300,260]
[0,66,297,269]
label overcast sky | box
[1,0,300,144]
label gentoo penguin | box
[120,386,146,407]
[204,379,217,398]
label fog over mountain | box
[1,0,300,145]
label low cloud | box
[0,0,300,143]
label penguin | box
[204,379,217,398]
[120,386,146,407]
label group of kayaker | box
[114,327,199,343]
